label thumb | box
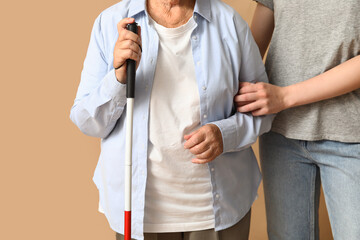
[239,82,253,87]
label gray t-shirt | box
[254,0,360,142]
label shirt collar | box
[128,0,212,22]
[128,0,146,18]
[194,0,212,22]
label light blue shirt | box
[70,0,273,239]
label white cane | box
[124,22,138,240]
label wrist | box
[282,85,296,109]
[115,68,126,84]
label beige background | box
[0,0,333,239]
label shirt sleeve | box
[211,21,274,153]
[253,0,274,11]
[70,14,127,138]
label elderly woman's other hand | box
[184,124,223,164]
[113,18,142,84]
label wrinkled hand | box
[113,18,142,84]
[234,82,287,116]
[184,124,223,164]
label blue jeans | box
[259,131,360,240]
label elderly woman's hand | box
[184,124,223,164]
[113,18,142,84]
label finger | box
[117,18,135,32]
[191,157,214,164]
[128,49,141,62]
[137,25,142,51]
[188,141,209,155]
[194,147,214,159]
[237,101,263,113]
[184,130,204,149]
[119,31,141,48]
[251,108,266,116]
[235,100,253,108]
[238,82,254,94]
[116,22,141,49]
[113,49,141,69]
[239,82,253,87]
[251,105,271,116]
[234,92,259,103]
[184,128,200,141]
[238,84,258,94]
[116,40,142,57]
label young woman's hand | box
[234,82,289,116]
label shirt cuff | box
[101,69,127,105]
[210,118,238,153]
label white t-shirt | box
[144,16,215,233]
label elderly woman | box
[70,0,273,239]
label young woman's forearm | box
[284,55,360,109]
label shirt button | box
[216,194,220,199]
[211,168,215,172]
[192,36,198,41]
[202,86,207,91]
[203,114,207,119]
[194,15,197,20]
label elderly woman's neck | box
[147,0,196,28]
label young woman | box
[235,1,360,239]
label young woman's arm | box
[235,3,360,116]
[250,3,274,58]
[235,56,360,116]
